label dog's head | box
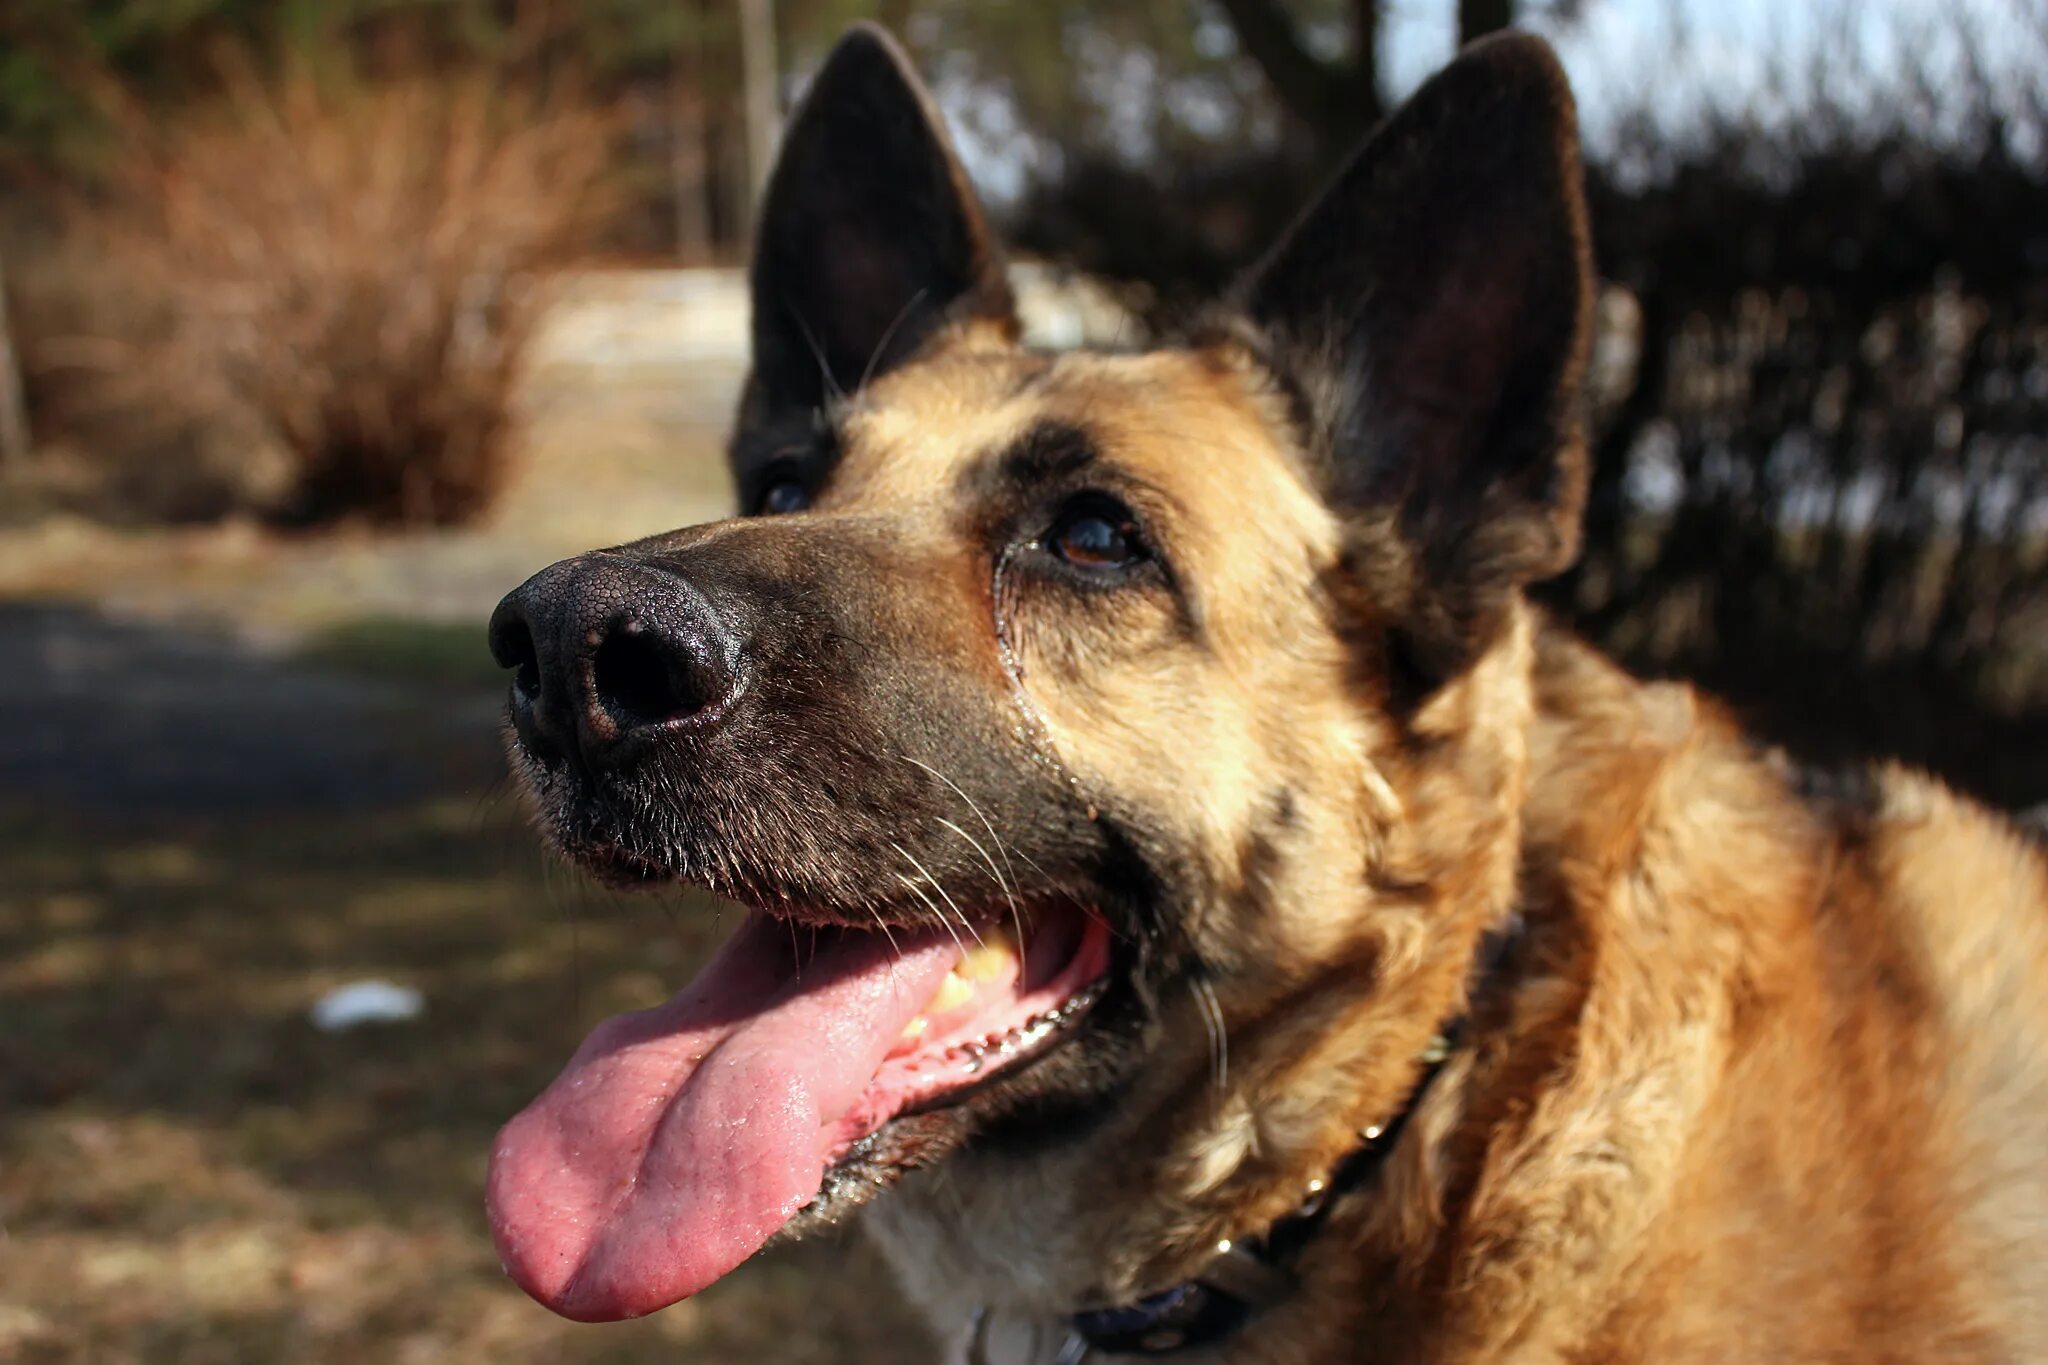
[486,24,1590,1325]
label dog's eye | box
[755,477,810,516]
[1047,498,1148,572]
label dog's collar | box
[979,915,1523,1364]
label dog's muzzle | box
[489,552,747,771]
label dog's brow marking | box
[998,419,1099,487]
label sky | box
[927,0,2042,200]
[1440,0,2037,160]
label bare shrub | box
[44,50,618,527]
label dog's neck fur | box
[1325,619,2040,1362]
[876,608,2045,1363]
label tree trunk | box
[1351,0,1382,124]
[736,0,781,233]
[1213,0,1336,111]
[0,250,29,468]
[1458,0,1516,46]
[1214,0,1371,140]
[671,28,712,261]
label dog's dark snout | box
[490,554,742,768]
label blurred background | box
[0,0,2042,1360]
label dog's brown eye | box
[756,478,809,516]
[1048,500,1147,572]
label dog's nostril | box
[492,619,542,700]
[592,620,718,729]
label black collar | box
[1038,915,1524,1362]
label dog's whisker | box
[907,755,1024,911]
[866,906,903,961]
[891,838,984,948]
[782,298,845,405]
[905,734,1089,921]
[855,286,930,399]
[936,814,1026,947]
[1011,844,1092,918]
[893,868,965,956]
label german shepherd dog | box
[484,26,2048,1362]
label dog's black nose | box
[489,554,743,768]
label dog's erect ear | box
[746,24,1016,420]
[1238,32,1592,679]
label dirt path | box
[0,601,506,821]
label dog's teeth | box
[957,938,1020,983]
[899,1016,928,1041]
[927,969,974,1015]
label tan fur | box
[811,322,2048,1363]
[497,25,2047,1357]
[661,27,2048,1360]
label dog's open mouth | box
[486,899,1113,1321]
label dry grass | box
[26,50,619,526]
[0,796,932,1363]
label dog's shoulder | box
[1837,767,2048,1349]
[1710,748,2048,1357]
[1510,624,2048,1358]
[1815,762,2048,1039]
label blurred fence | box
[1547,139,2048,805]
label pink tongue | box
[486,913,962,1321]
